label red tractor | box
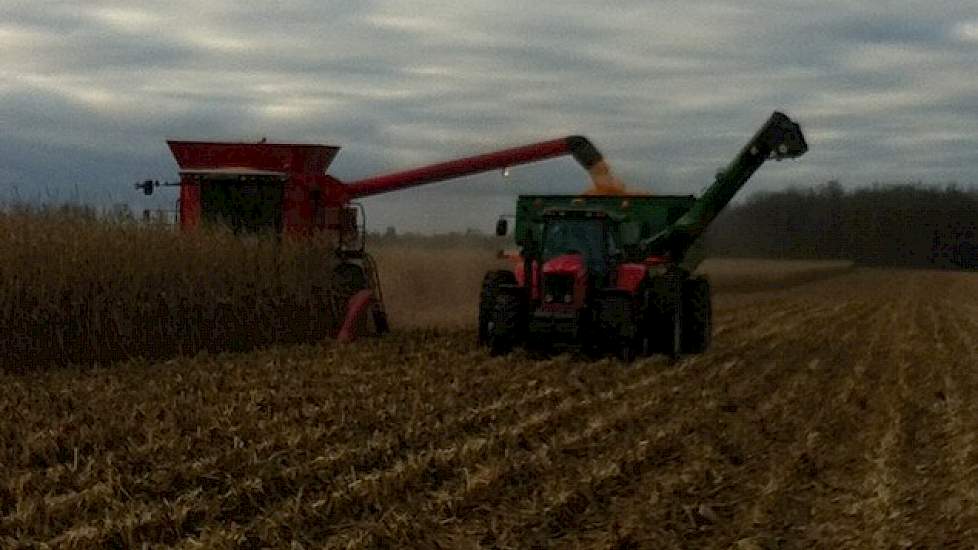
[479,112,808,359]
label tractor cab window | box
[542,218,608,265]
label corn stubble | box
[2,226,977,548]
[0,210,344,371]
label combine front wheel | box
[334,262,387,342]
[334,262,368,305]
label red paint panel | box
[167,141,340,175]
[344,138,574,198]
[542,254,588,308]
[166,141,343,235]
[616,263,648,293]
[542,253,586,276]
[179,176,200,230]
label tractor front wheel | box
[479,270,517,345]
[595,294,639,363]
[487,292,523,356]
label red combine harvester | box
[137,136,609,341]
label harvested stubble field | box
[3,253,978,549]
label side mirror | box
[495,218,508,236]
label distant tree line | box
[704,181,978,269]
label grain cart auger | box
[136,135,609,342]
[481,111,808,360]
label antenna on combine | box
[135,179,159,196]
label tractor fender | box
[615,263,648,293]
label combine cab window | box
[200,178,283,235]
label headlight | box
[543,275,574,305]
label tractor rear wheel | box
[479,270,517,345]
[681,277,712,354]
[644,276,683,359]
[661,303,683,360]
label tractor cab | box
[537,209,621,288]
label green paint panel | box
[514,194,696,252]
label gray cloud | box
[1,0,977,231]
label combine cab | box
[480,112,808,359]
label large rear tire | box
[681,276,712,354]
[645,274,683,360]
[662,303,683,360]
[479,270,517,345]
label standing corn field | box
[0,208,345,371]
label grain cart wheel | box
[681,277,712,354]
[487,292,524,356]
[479,270,517,345]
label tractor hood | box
[542,253,588,278]
[540,253,588,307]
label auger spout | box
[343,136,604,199]
[645,111,808,259]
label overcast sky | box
[2,1,977,232]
